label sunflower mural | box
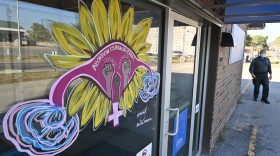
[2,0,160,155]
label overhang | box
[203,0,280,24]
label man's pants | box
[252,74,269,100]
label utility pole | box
[16,1,22,59]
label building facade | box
[0,0,245,156]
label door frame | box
[159,8,202,156]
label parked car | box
[147,52,157,56]
[172,51,183,57]
[20,34,36,46]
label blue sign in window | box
[172,108,188,156]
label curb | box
[247,126,257,156]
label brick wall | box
[209,24,246,150]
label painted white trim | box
[148,0,171,9]
[193,26,208,156]
[171,11,200,27]
[188,25,202,156]
[160,10,201,156]
[159,8,173,156]
[196,25,212,156]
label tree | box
[28,23,51,42]
[245,34,252,46]
[269,36,280,50]
[275,36,280,45]
[251,35,268,50]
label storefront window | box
[0,0,163,155]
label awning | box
[203,0,280,24]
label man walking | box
[249,49,272,104]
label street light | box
[6,2,22,59]
[6,6,14,57]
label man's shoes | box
[261,99,270,104]
[253,98,257,101]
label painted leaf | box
[138,55,151,63]
[136,43,151,55]
[81,86,99,126]
[67,80,91,116]
[124,89,133,110]
[79,1,99,50]
[94,94,106,129]
[92,0,109,46]
[136,67,147,76]
[52,22,93,56]
[133,75,143,89]
[119,96,127,116]
[109,0,121,39]
[133,74,143,89]
[129,18,152,50]
[103,97,111,125]
[128,81,138,100]
[121,6,134,43]
[45,55,90,69]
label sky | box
[247,23,280,43]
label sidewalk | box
[211,63,280,156]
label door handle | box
[166,108,180,136]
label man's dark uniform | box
[249,56,272,101]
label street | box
[0,46,59,71]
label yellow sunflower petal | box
[45,55,90,69]
[52,22,93,56]
[128,18,152,50]
[79,1,100,50]
[121,6,134,43]
[135,43,151,55]
[92,0,109,46]
[66,35,92,53]
[109,0,121,39]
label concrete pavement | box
[211,63,280,156]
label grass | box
[217,124,228,143]
[0,71,64,85]
[266,51,280,64]
[217,132,225,143]
[269,57,280,64]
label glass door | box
[159,10,201,156]
[192,26,208,155]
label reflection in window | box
[170,22,197,108]
[0,0,77,115]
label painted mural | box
[2,0,160,155]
